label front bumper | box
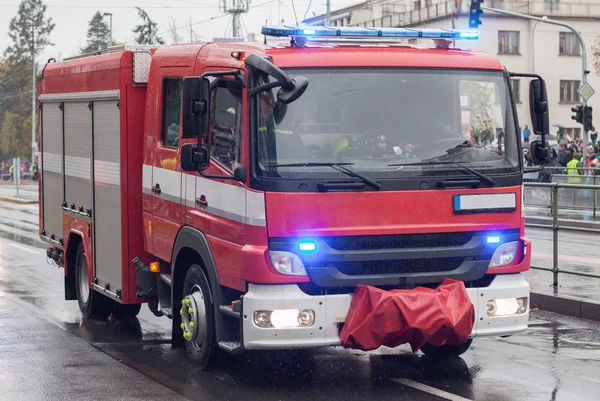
[242,273,529,350]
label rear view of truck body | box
[38,48,153,305]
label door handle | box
[152,184,162,194]
[196,195,208,207]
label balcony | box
[484,0,600,19]
[358,0,457,28]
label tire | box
[420,339,473,358]
[112,303,142,319]
[74,243,113,320]
[181,264,218,370]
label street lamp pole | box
[531,16,548,74]
[482,6,590,146]
[103,13,113,47]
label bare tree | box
[188,17,200,43]
[168,18,183,44]
[593,36,600,76]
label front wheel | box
[180,264,218,370]
[75,243,114,319]
[420,339,473,358]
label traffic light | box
[571,105,583,124]
[584,106,593,132]
[469,1,484,29]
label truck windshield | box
[256,68,519,181]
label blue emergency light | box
[261,25,479,40]
[298,240,317,252]
[486,236,501,244]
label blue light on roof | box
[261,25,479,40]
[487,236,501,244]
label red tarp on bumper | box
[340,279,474,352]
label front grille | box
[322,232,473,251]
[334,257,464,275]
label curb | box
[531,292,600,322]
[0,196,38,205]
[525,216,600,231]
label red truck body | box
[38,32,535,367]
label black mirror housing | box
[529,139,548,166]
[182,77,211,139]
[233,164,246,182]
[529,78,549,140]
[181,143,210,172]
[277,76,309,104]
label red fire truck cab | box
[39,26,550,369]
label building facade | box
[304,0,600,141]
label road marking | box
[8,242,40,254]
[392,378,472,401]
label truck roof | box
[39,41,504,93]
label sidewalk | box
[0,182,38,204]
[0,293,189,401]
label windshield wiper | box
[266,162,382,190]
[388,161,497,187]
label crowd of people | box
[523,126,599,183]
[0,160,38,181]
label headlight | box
[269,251,307,276]
[253,309,315,328]
[487,297,528,316]
[489,241,519,268]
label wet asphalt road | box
[1,199,600,400]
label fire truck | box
[39,26,550,369]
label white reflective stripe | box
[246,190,266,226]
[454,193,516,211]
[152,166,181,203]
[41,152,62,174]
[142,164,153,193]
[94,160,120,186]
[392,379,472,401]
[39,90,119,102]
[65,155,91,180]
[143,165,266,226]
[184,173,195,207]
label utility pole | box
[326,0,331,25]
[222,0,250,37]
[31,23,36,163]
[482,6,590,146]
[103,13,113,46]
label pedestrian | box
[9,163,14,182]
[522,125,531,143]
[590,126,598,146]
[539,149,558,183]
[567,152,582,184]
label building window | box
[560,80,580,103]
[559,32,580,56]
[425,0,432,5]
[511,79,521,103]
[414,1,421,9]
[498,31,520,54]
[544,0,560,12]
[564,128,581,140]
[162,78,183,148]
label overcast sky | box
[0,0,359,61]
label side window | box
[209,83,243,170]
[162,78,183,148]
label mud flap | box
[340,279,474,352]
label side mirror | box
[276,76,309,104]
[529,78,550,165]
[182,77,211,139]
[233,164,246,182]
[245,53,309,104]
[181,143,210,172]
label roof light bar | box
[261,25,479,40]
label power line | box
[0,91,32,101]
[0,3,220,9]
[0,68,28,84]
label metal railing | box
[524,167,600,219]
[525,181,600,290]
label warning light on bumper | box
[298,240,316,252]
